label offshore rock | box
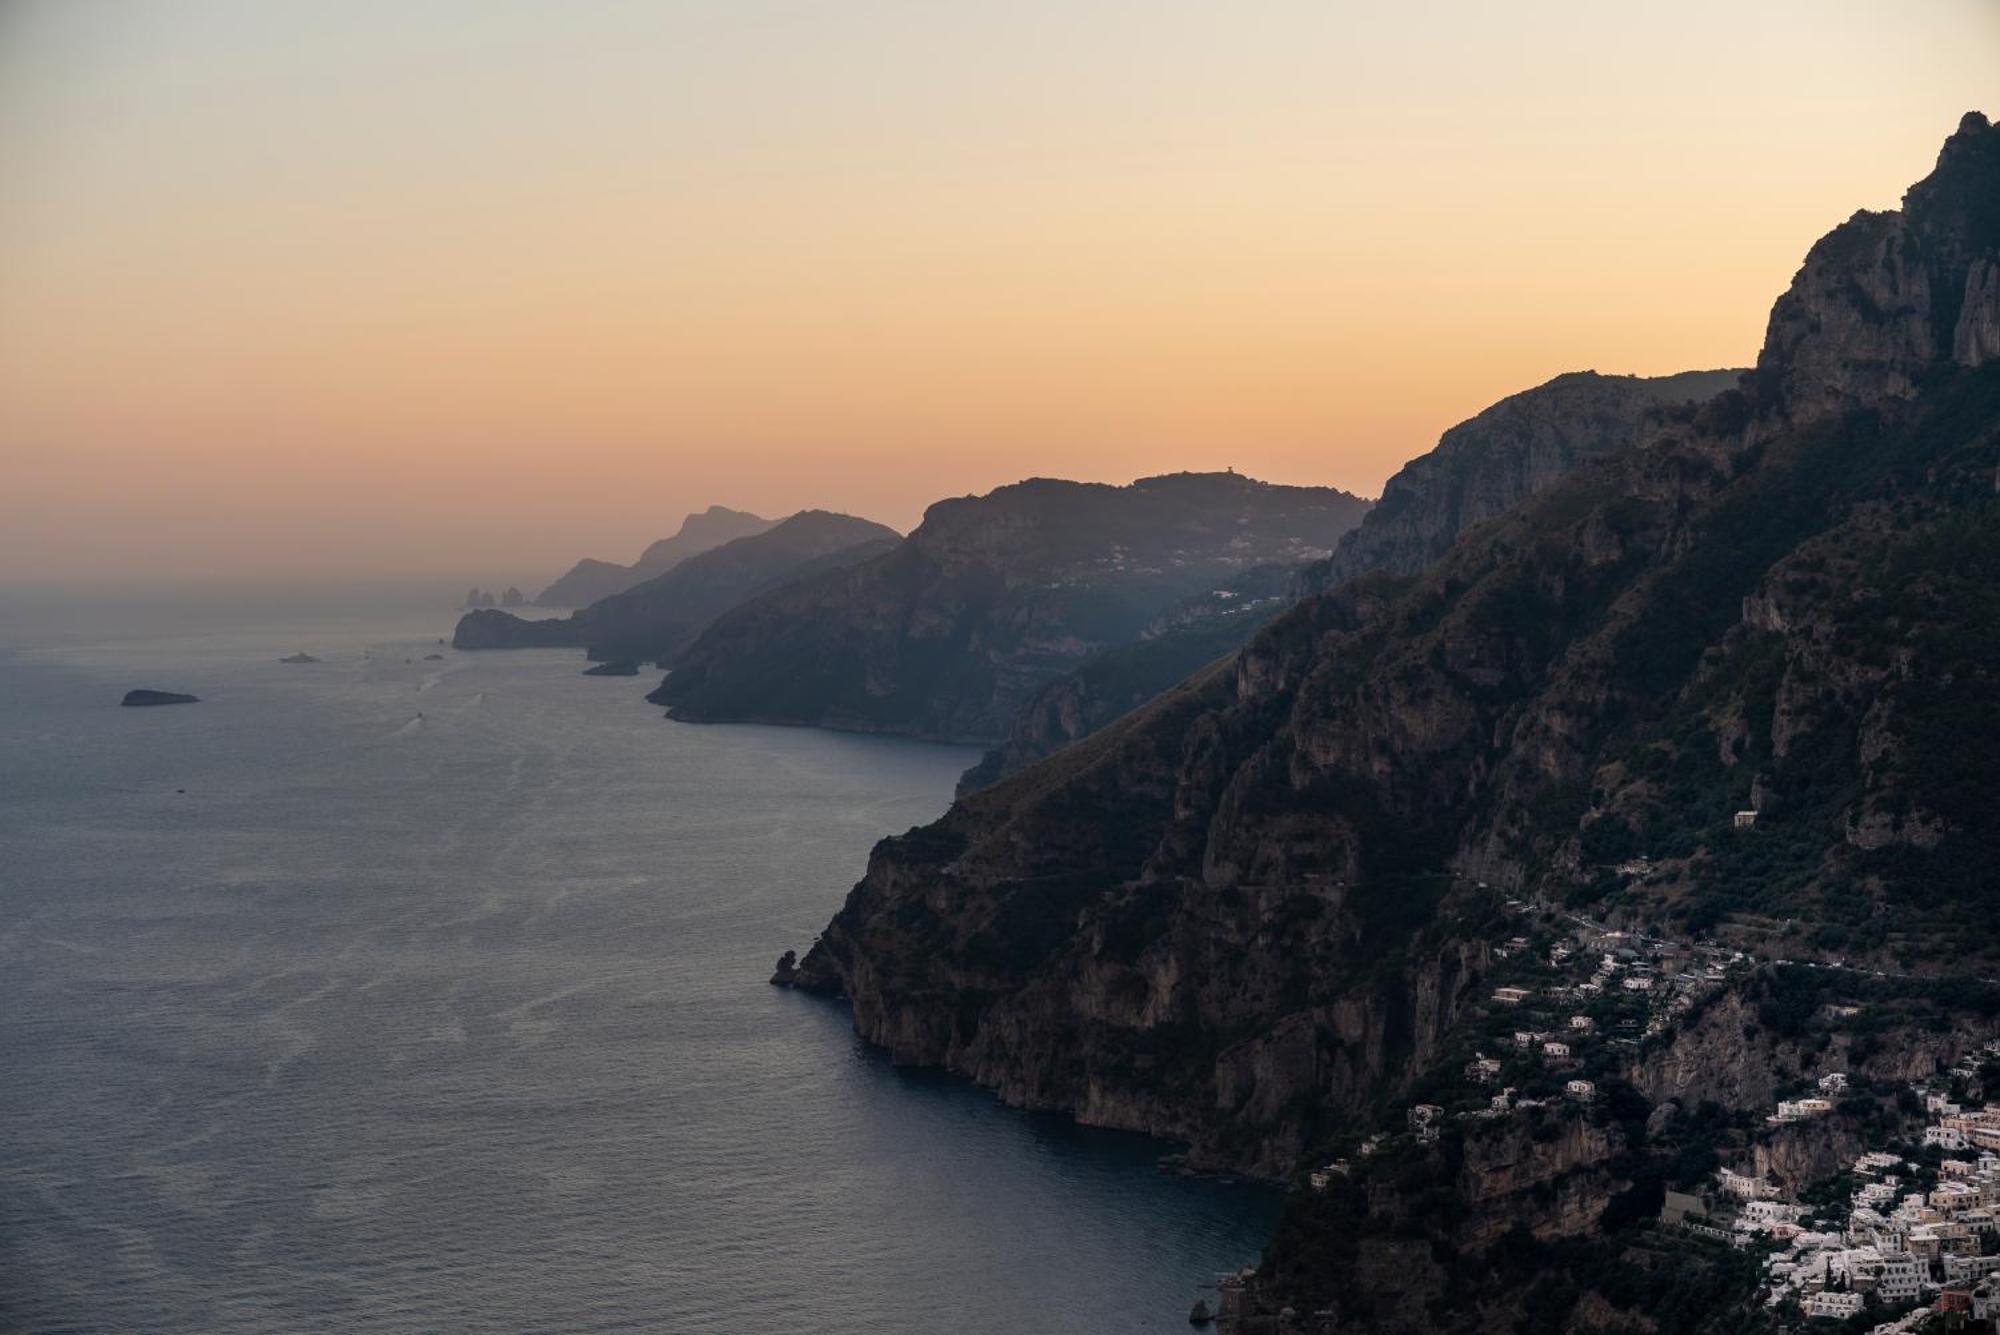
[121,690,199,707]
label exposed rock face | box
[534,505,775,607]
[121,689,199,707]
[1454,1114,1623,1247]
[1756,111,2000,424]
[453,511,899,660]
[1239,1108,1638,1333]
[1296,368,1742,599]
[783,113,2000,1330]
[656,472,1371,743]
[964,370,1743,792]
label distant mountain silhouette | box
[535,505,774,607]
[455,510,900,662]
[653,471,1372,743]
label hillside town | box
[1674,1056,2000,1330]
[1276,888,2000,1332]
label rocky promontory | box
[453,510,900,661]
[655,472,1372,743]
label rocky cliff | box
[782,113,2000,1332]
[534,505,774,607]
[1296,368,1743,597]
[962,370,1745,792]
[653,472,1371,743]
[454,511,898,661]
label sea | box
[0,581,1274,1333]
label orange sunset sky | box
[2,1,1996,585]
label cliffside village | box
[1271,896,2000,1332]
[1694,1072,2000,1329]
[1306,899,1757,1187]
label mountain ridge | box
[778,111,2000,1333]
[454,510,898,661]
[960,368,1747,793]
[653,470,1373,744]
[534,505,774,607]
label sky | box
[1,1,1996,585]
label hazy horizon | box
[4,0,1997,582]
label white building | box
[1565,1080,1595,1101]
[1803,1291,1862,1319]
[1743,1199,1801,1224]
[1864,1253,1927,1302]
[1977,1273,2000,1320]
[1946,1253,2000,1284]
[1720,1168,1775,1199]
[1308,1160,1350,1190]
[1542,1041,1571,1060]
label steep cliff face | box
[959,370,1745,793]
[534,505,773,607]
[655,472,1371,743]
[1756,112,2000,426]
[1245,1109,1643,1334]
[784,113,2000,1329]
[453,511,898,659]
[1298,368,1743,598]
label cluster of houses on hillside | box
[1302,909,1759,1192]
[1488,907,1749,1042]
[1659,1047,2000,1329]
[1475,911,1754,1088]
[1770,1074,1850,1125]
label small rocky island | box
[279,652,321,664]
[121,690,199,707]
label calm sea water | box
[0,583,1272,1333]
